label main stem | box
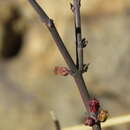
[28,0,101,130]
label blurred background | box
[0,0,130,130]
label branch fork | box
[28,0,108,130]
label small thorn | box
[70,3,75,12]
[82,38,86,43]
[82,63,90,73]
[80,38,88,48]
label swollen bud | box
[54,66,70,76]
[88,98,100,113]
[84,117,95,126]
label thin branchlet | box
[73,0,83,71]
[50,112,61,130]
[28,0,90,103]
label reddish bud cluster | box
[88,98,100,113]
[54,66,70,76]
[84,99,108,127]
[84,117,95,126]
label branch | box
[28,0,90,107]
[28,0,102,130]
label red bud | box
[54,66,70,76]
[88,98,100,113]
[84,117,95,126]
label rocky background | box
[0,0,130,130]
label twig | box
[28,0,76,71]
[28,0,102,130]
[50,111,61,130]
[73,0,83,71]
[70,2,79,68]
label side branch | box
[73,0,83,71]
[28,0,90,106]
